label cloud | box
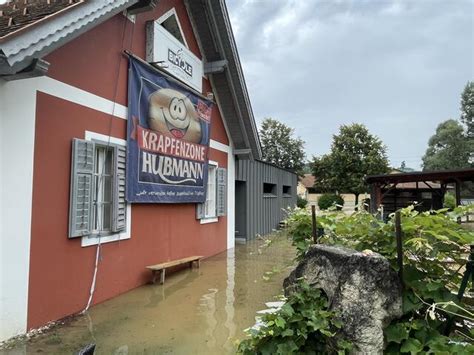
[227,0,474,169]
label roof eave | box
[0,0,139,79]
[185,0,262,160]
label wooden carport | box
[366,168,474,214]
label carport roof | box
[366,168,474,184]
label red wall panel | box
[27,0,231,329]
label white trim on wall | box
[200,159,218,225]
[209,139,231,154]
[226,139,235,250]
[37,76,127,119]
[0,78,37,341]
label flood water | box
[1,233,295,355]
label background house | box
[298,174,368,212]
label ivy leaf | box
[385,323,409,344]
[274,316,286,328]
[320,329,335,337]
[426,335,451,353]
[403,265,425,283]
[426,281,443,291]
[281,329,294,337]
[400,338,423,354]
[402,292,422,314]
[332,318,343,329]
[276,340,298,354]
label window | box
[197,162,227,223]
[204,164,217,218]
[263,183,276,196]
[283,185,292,197]
[156,8,187,46]
[69,134,129,246]
[92,145,114,233]
[421,192,432,199]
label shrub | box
[444,192,456,210]
[296,195,308,209]
[317,193,344,210]
[285,207,313,259]
[237,281,352,354]
[243,206,474,354]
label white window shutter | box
[69,139,95,238]
[216,168,227,216]
[113,145,127,232]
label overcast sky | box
[226,0,474,169]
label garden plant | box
[317,193,344,211]
[238,205,474,354]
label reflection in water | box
[0,234,295,355]
[224,248,236,352]
[200,288,218,349]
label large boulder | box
[284,244,402,354]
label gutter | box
[206,0,262,159]
[205,1,253,160]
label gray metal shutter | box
[69,139,95,238]
[216,168,227,216]
[113,145,127,232]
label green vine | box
[239,205,474,354]
[237,281,352,355]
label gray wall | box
[235,159,297,240]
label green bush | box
[296,195,308,209]
[317,193,344,210]
[285,207,313,260]
[444,192,456,210]
[237,281,352,354]
[242,206,474,354]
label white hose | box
[82,238,102,313]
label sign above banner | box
[126,57,213,203]
[146,22,203,92]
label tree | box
[422,119,471,170]
[312,124,389,209]
[460,81,474,138]
[260,118,306,172]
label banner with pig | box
[126,57,213,203]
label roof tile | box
[0,0,84,40]
[299,174,316,188]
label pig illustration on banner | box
[148,88,202,143]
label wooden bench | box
[146,256,203,284]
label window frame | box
[282,185,292,197]
[155,8,188,48]
[90,144,114,235]
[81,131,131,247]
[263,182,277,198]
[200,160,219,224]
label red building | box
[0,0,261,341]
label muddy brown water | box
[1,234,295,355]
